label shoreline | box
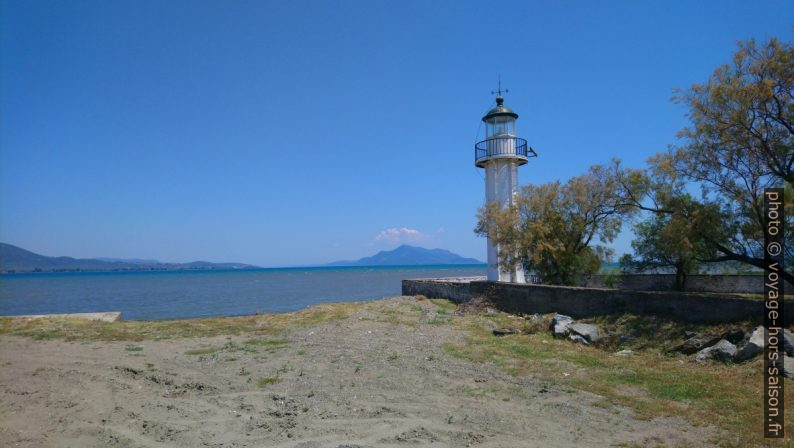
[0,263,488,276]
[1,296,789,446]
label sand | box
[0,296,716,447]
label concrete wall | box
[582,274,789,294]
[402,279,789,324]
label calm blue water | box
[0,265,485,320]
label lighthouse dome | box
[482,96,519,122]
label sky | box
[1,1,792,267]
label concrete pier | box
[1,312,122,322]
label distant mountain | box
[0,243,259,273]
[326,245,483,267]
[95,257,160,265]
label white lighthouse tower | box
[475,88,536,282]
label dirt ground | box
[0,296,718,447]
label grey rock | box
[736,326,766,362]
[568,334,589,345]
[783,329,794,357]
[615,349,634,356]
[710,339,738,362]
[695,339,737,363]
[550,314,574,338]
[569,323,602,344]
[492,328,518,336]
[684,330,696,339]
[674,334,723,355]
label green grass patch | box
[408,304,423,313]
[184,347,218,356]
[245,338,289,346]
[442,310,794,447]
[430,298,457,313]
[428,316,450,325]
[124,344,143,352]
[257,376,280,387]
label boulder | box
[710,339,738,362]
[735,326,765,362]
[492,328,518,336]
[569,323,602,344]
[695,339,737,363]
[783,329,794,357]
[673,334,723,355]
[569,334,589,345]
[550,314,574,338]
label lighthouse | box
[475,89,536,282]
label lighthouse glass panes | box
[485,116,515,138]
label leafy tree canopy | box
[666,37,792,282]
[476,164,636,285]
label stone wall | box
[402,278,790,324]
[401,277,483,304]
[582,274,789,294]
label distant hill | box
[0,243,259,273]
[326,245,483,267]
[95,257,160,265]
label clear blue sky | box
[1,1,792,266]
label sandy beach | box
[0,296,779,447]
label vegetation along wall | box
[402,278,792,324]
[582,274,791,294]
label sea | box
[0,265,486,321]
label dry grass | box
[438,303,794,447]
[697,292,794,301]
[0,302,363,342]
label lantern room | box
[483,96,518,137]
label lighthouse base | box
[486,238,525,283]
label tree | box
[613,38,793,284]
[677,38,793,188]
[619,196,719,290]
[476,164,635,285]
[670,37,794,283]
[612,155,724,290]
